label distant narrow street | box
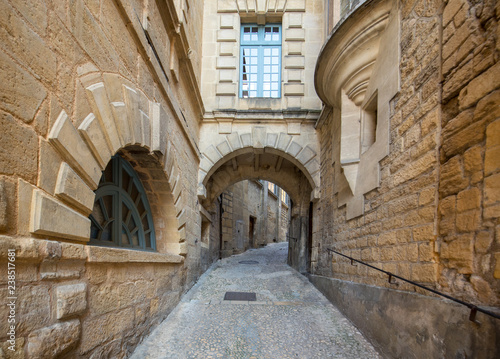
[131,243,380,358]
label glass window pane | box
[272,57,279,64]
[271,83,279,90]
[122,226,130,245]
[250,90,257,97]
[271,91,279,97]
[131,231,139,247]
[272,48,279,56]
[264,74,270,82]
[90,155,155,250]
[272,65,279,73]
[251,49,258,56]
[264,66,270,73]
[101,222,113,242]
[250,74,257,82]
[251,66,257,73]
[251,57,258,64]
[264,57,270,64]
[272,74,279,82]
[264,48,271,56]
[263,91,270,97]
[263,83,270,90]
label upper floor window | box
[240,24,281,98]
[89,155,156,251]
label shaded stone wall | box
[438,0,500,307]
[220,180,290,257]
[313,0,499,357]
[0,0,208,357]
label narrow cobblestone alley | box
[131,243,381,358]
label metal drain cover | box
[238,260,259,264]
[224,292,257,301]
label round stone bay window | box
[89,155,156,250]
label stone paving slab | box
[131,243,381,359]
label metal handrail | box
[326,248,500,323]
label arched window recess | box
[89,155,156,251]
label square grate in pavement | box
[224,292,257,301]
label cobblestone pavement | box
[131,243,381,359]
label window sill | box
[86,245,184,264]
[0,236,184,265]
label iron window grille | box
[240,24,282,98]
[89,155,156,251]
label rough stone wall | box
[280,203,290,242]
[315,0,500,307]
[313,0,499,356]
[438,0,500,304]
[0,0,207,357]
[267,194,279,243]
[220,180,290,256]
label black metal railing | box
[326,248,500,323]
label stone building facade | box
[0,0,498,358]
[219,180,290,257]
[0,0,207,357]
[311,0,500,357]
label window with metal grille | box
[240,24,281,98]
[89,155,156,251]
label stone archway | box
[198,135,319,273]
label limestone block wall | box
[438,0,500,305]
[201,0,324,112]
[219,180,289,257]
[315,0,500,308]
[313,0,500,356]
[0,0,208,357]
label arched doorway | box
[199,149,316,273]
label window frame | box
[89,155,156,251]
[239,23,282,98]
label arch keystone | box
[122,85,141,144]
[252,127,267,150]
